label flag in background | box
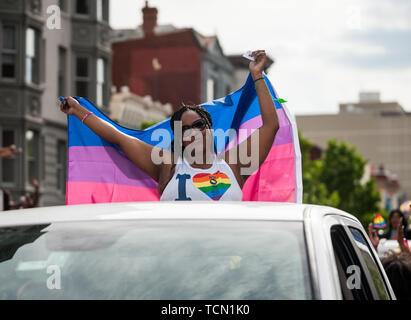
[66,73,302,204]
[373,213,387,229]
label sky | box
[110,0,411,116]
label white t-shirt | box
[160,154,243,201]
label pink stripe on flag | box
[242,143,295,202]
[68,146,157,188]
[224,109,292,151]
[66,181,159,205]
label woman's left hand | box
[249,50,266,77]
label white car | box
[0,202,395,300]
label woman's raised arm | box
[61,97,170,182]
[224,50,279,182]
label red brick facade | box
[112,29,204,111]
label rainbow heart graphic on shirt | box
[192,171,231,200]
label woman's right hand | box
[59,95,166,183]
[60,97,79,115]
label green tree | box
[319,139,380,219]
[140,120,160,130]
[300,135,381,226]
[300,132,339,207]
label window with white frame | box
[96,0,109,22]
[96,57,106,106]
[207,78,215,102]
[25,130,39,184]
[97,0,103,21]
[25,27,40,84]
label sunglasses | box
[182,119,207,134]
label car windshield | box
[0,220,312,300]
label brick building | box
[111,1,234,111]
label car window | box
[330,225,373,300]
[348,227,390,300]
[0,220,312,300]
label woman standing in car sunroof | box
[60,50,279,201]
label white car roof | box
[0,201,357,227]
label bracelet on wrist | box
[81,111,93,124]
[254,77,264,83]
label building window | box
[207,78,215,102]
[348,227,390,299]
[75,0,89,15]
[330,225,371,299]
[2,54,15,78]
[58,47,67,97]
[75,56,89,97]
[97,0,109,22]
[96,58,106,106]
[59,0,66,12]
[1,25,17,79]
[1,130,15,183]
[3,25,16,49]
[25,27,40,85]
[97,0,103,21]
[103,0,109,21]
[25,130,39,184]
[56,140,67,193]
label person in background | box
[370,215,411,299]
[381,252,411,300]
[1,179,40,210]
[396,216,411,259]
[368,212,411,252]
[381,219,411,300]
[0,144,22,158]
[368,209,411,250]
[381,209,411,240]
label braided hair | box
[169,104,214,154]
[170,104,212,133]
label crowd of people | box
[0,144,40,211]
[368,208,411,300]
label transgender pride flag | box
[66,73,302,204]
